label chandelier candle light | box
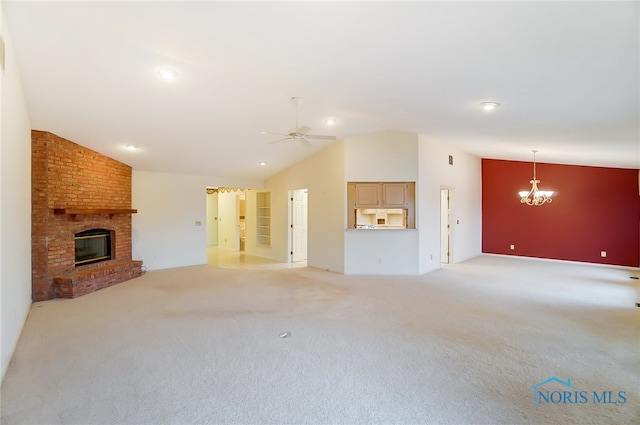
[519,150,554,206]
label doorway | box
[205,188,244,266]
[440,188,451,264]
[290,189,308,263]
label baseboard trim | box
[481,253,640,273]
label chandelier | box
[518,150,553,206]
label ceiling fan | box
[263,97,337,147]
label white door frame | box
[440,187,452,264]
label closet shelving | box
[256,192,271,246]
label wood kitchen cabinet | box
[355,182,408,208]
[348,181,416,229]
[381,183,407,207]
[354,183,381,208]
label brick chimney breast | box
[31,131,142,301]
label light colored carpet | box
[1,255,638,424]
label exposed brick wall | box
[31,131,141,301]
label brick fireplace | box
[32,131,142,301]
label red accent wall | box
[482,159,640,267]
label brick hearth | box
[31,130,142,301]
[54,260,143,298]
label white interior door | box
[440,188,451,264]
[206,192,219,246]
[238,194,245,252]
[291,189,308,262]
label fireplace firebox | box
[75,229,112,266]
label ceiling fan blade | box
[299,138,313,148]
[305,134,337,141]
[267,98,329,148]
[262,131,287,137]
[296,125,312,135]
[268,137,292,144]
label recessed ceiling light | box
[159,68,177,81]
[124,144,138,151]
[259,161,267,166]
[325,117,336,126]
[480,101,499,111]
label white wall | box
[132,171,261,271]
[344,130,419,182]
[345,229,419,274]
[417,135,482,274]
[344,131,420,274]
[1,10,33,381]
[264,141,345,272]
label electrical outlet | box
[510,244,515,250]
[195,221,202,226]
[601,251,607,258]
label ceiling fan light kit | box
[264,97,337,147]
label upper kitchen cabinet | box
[354,182,409,208]
[354,183,381,208]
[382,183,407,207]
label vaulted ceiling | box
[4,1,638,180]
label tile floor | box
[206,245,307,270]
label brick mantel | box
[31,130,142,301]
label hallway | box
[207,245,307,271]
